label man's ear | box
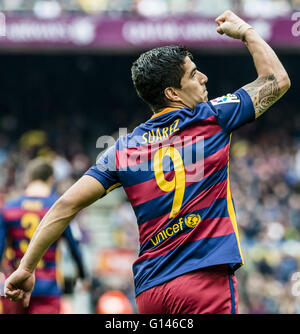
[164,87,182,103]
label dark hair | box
[131,45,193,112]
[26,158,54,182]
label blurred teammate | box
[4,11,290,314]
[0,158,87,314]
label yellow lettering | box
[142,132,148,144]
[173,224,179,233]
[21,213,40,239]
[141,122,180,145]
[156,128,162,141]
[166,227,173,237]
[162,128,169,138]
[150,217,186,248]
[150,236,159,246]
[158,232,165,241]
[178,218,184,230]
[172,119,180,133]
[154,146,185,219]
[148,131,155,144]
[22,200,43,211]
[19,240,28,254]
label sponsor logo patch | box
[210,94,240,106]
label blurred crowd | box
[229,102,300,314]
[0,0,299,17]
[0,129,92,204]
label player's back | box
[120,103,241,295]
[2,192,61,296]
[86,88,255,296]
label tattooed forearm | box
[242,74,281,118]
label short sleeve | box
[207,88,255,133]
[84,145,121,195]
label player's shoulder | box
[116,126,143,149]
[2,193,58,212]
[43,192,59,207]
[2,195,24,210]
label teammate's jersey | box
[85,88,255,296]
[0,192,85,297]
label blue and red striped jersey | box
[0,192,86,297]
[85,88,255,296]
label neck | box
[25,180,52,197]
[154,102,189,114]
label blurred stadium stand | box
[0,0,299,16]
[0,0,300,314]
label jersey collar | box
[151,107,179,120]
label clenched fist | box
[215,10,254,41]
[4,267,35,308]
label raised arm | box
[215,10,291,119]
[4,175,105,307]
